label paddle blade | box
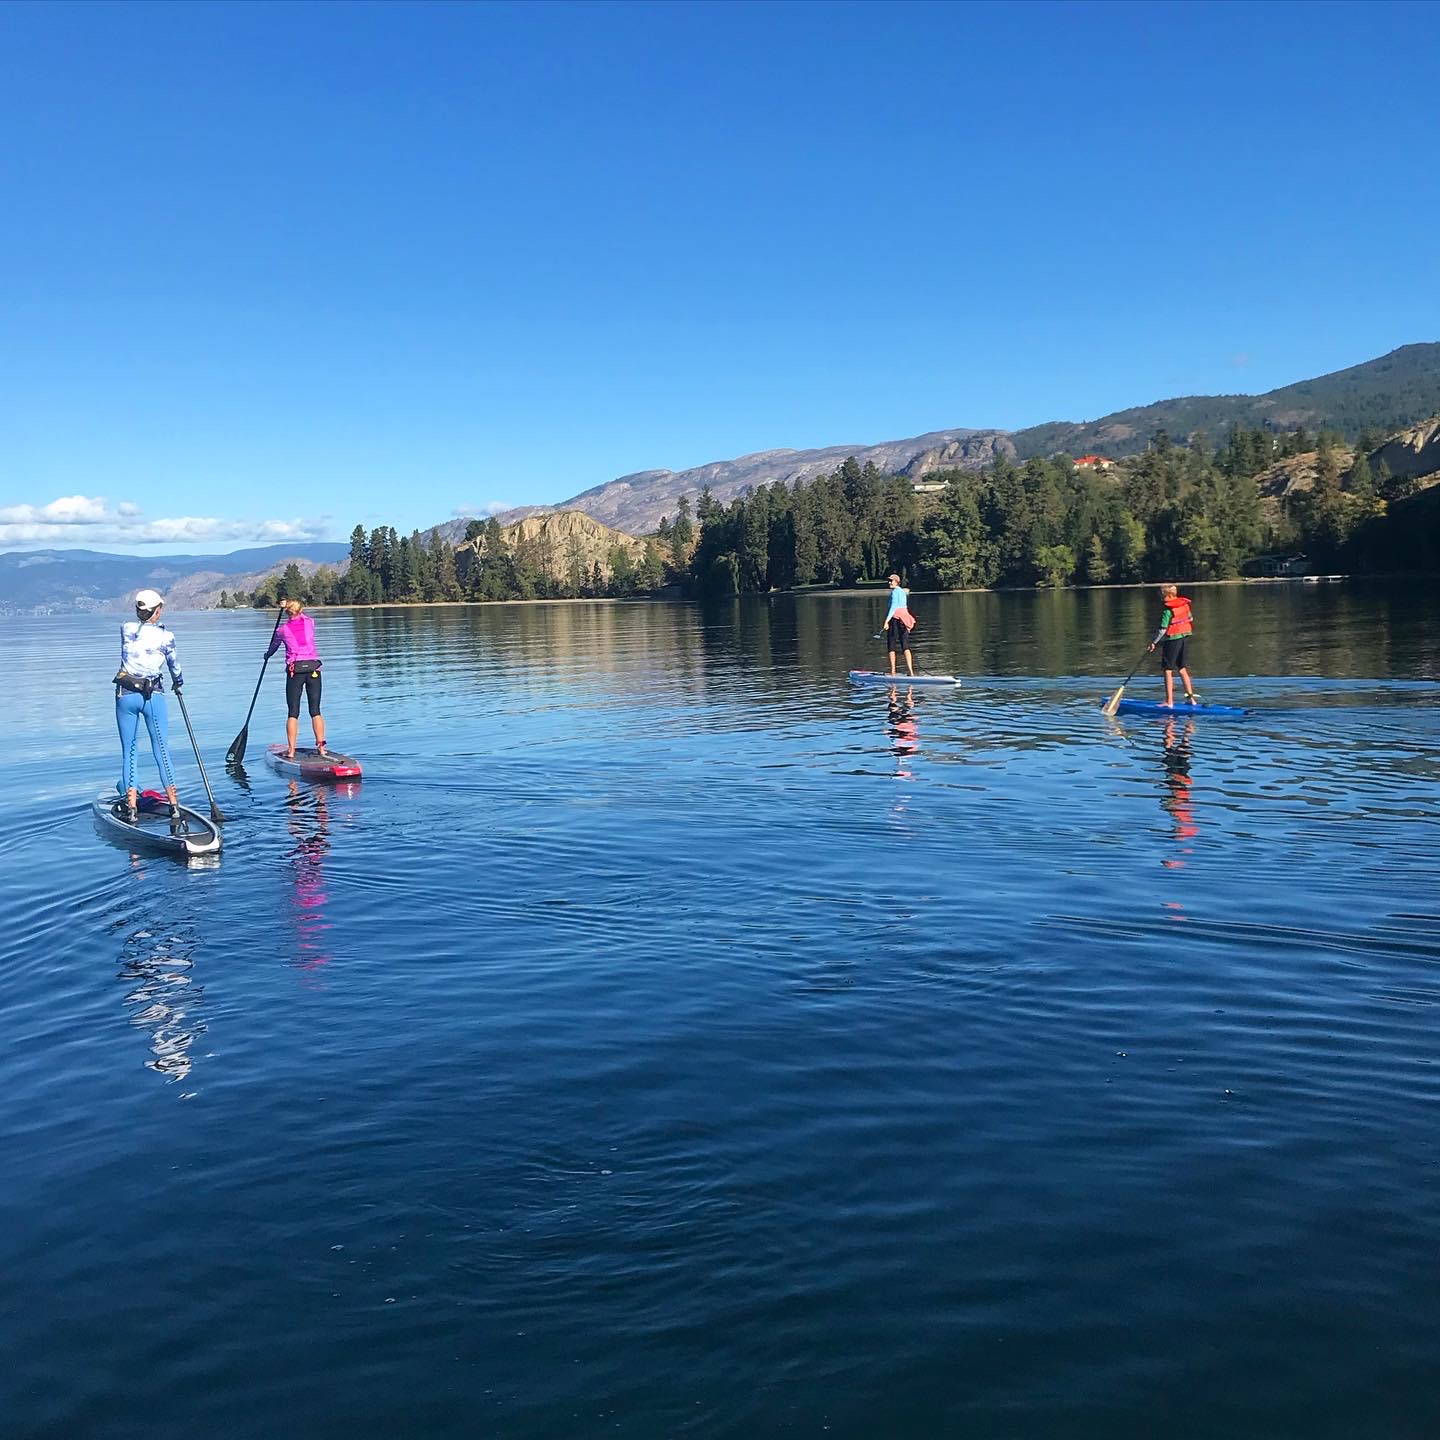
[210,802,226,825]
[226,726,248,765]
[1101,685,1126,718]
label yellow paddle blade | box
[1101,684,1126,717]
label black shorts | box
[286,663,323,718]
[1160,635,1189,671]
[886,617,914,651]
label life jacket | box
[1164,596,1193,638]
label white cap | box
[134,588,164,610]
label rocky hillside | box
[429,430,1016,542]
[1011,343,1440,462]
[436,344,1440,539]
[455,509,643,586]
[1252,414,1440,508]
[1371,415,1440,486]
[1254,449,1356,502]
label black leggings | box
[286,666,322,719]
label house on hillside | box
[910,480,948,495]
[1243,553,1313,578]
[1074,455,1116,471]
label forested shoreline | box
[221,424,1433,610]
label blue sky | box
[2,0,1437,552]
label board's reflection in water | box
[285,782,335,980]
[887,685,920,781]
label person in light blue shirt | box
[112,588,186,831]
[882,573,916,677]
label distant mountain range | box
[462,342,1440,536]
[0,542,349,614]
[7,343,1438,611]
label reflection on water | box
[115,911,205,1085]
[3,588,1440,1440]
[887,685,919,780]
[1161,716,1199,859]
[285,781,335,976]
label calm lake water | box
[3,583,1438,1439]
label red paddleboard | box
[265,744,363,780]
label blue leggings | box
[116,689,177,793]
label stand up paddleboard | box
[1109,698,1250,718]
[265,744,363,780]
[92,792,223,858]
[849,670,960,688]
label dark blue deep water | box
[3,585,1438,1439]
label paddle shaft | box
[226,608,284,764]
[173,686,224,824]
[1118,646,1152,689]
[1102,644,1153,716]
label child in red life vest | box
[1148,584,1199,706]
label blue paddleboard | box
[1110,698,1249,718]
[849,670,960,687]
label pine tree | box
[671,495,694,569]
[432,540,462,601]
[1347,451,1375,499]
[639,539,664,589]
[1084,534,1111,584]
[280,562,306,600]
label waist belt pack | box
[114,669,163,698]
[287,659,322,678]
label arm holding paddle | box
[226,607,286,766]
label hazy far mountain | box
[0,543,350,614]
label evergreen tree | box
[1348,451,1376,499]
[1084,534,1111,584]
[671,494,694,569]
[608,544,637,595]
[280,562,307,600]
[739,484,771,591]
[920,480,990,589]
[790,484,818,585]
[638,539,665,590]
[432,540,462,601]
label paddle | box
[1101,646,1153,717]
[226,607,284,765]
[173,685,225,824]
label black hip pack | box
[114,669,162,699]
[287,659,322,679]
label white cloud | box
[0,494,330,548]
[450,500,515,518]
[0,494,115,526]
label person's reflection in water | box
[1161,716,1199,866]
[286,781,334,978]
[887,685,919,781]
[117,894,206,1085]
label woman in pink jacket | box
[266,599,327,760]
